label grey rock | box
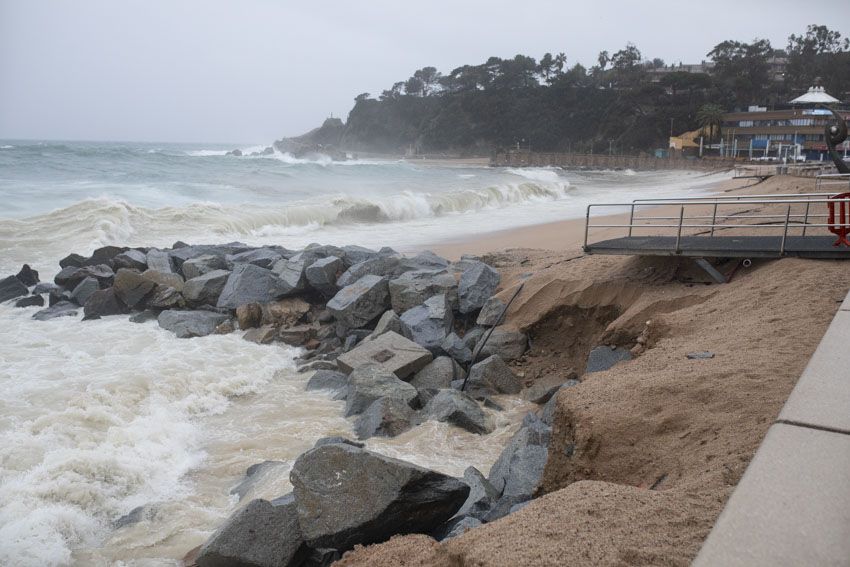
[32,301,79,321]
[15,264,39,286]
[476,296,506,326]
[337,256,401,288]
[486,413,551,521]
[687,351,715,360]
[86,245,128,267]
[53,266,80,288]
[230,460,287,500]
[55,264,114,290]
[141,269,184,292]
[272,256,309,296]
[32,282,59,295]
[169,243,253,269]
[456,466,499,520]
[313,437,364,449]
[71,276,100,306]
[422,389,493,434]
[476,329,528,361]
[145,249,175,274]
[466,355,522,396]
[113,269,156,309]
[59,253,87,269]
[462,327,486,351]
[435,516,481,540]
[354,397,415,439]
[83,288,129,320]
[181,254,228,280]
[225,248,282,270]
[129,310,159,323]
[290,443,469,550]
[344,365,419,417]
[217,264,287,310]
[183,269,230,307]
[196,497,309,567]
[305,256,343,296]
[0,276,28,303]
[586,346,632,373]
[399,294,453,355]
[340,245,382,266]
[410,357,466,392]
[112,249,148,271]
[297,360,340,373]
[146,285,185,310]
[388,269,457,314]
[306,370,348,395]
[114,505,156,529]
[441,333,473,365]
[399,250,450,272]
[157,310,229,338]
[369,310,402,339]
[524,373,579,405]
[336,331,432,379]
[458,262,500,314]
[326,275,390,329]
[15,295,44,308]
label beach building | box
[720,85,850,161]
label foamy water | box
[0,140,729,564]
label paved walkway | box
[693,293,850,566]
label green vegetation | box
[322,25,850,154]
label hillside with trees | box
[296,25,850,155]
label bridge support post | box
[693,258,727,284]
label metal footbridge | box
[583,174,850,263]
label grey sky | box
[2,0,848,143]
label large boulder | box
[147,286,184,310]
[399,294,453,355]
[145,249,175,274]
[336,331,432,379]
[486,412,551,521]
[55,264,114,290]
[289,443,469,550]
[195,496,309,567]
[83,288,129,319]
[354,397,415,439]
[340,245,383,266]
[410,357,466,392]
[326,275,390,329]
[0,276,28,303]
[337,256,401,288]
[15,265,39,287]
[15,295,44,308]
[141,269,185,292]
[540,379,580,425]
[111,250,148,271]
[305,256,343,296]
[421,389,493,435]
[456,466,499,521]
[344,365,418,416]
[225,248,282,270]
[59,253,87,269]
[70,276,100,306]
[230,461,287,501]
[398,251,450,272]
[388,270,457,314]
[181,254,228,280]
[32,301,79,321]
[157,310,229,338]
[113,269,156,309]
[217,264,287,310]
[271,257,309,297]
[476,296,506,326]
[305,369,348,397]
[86,245,128,267]
[440,332,473,365]
[465,355,522,396]
[458,262,500,314]
[475,329,528,361]
[262,298,311,327]
[368,310,402,339]
[183,269,230,307]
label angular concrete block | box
[336,331,433,379]
[694,423,850,567]
[778,310,850,434]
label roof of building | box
[789,85,840,105]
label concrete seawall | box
[490,150,737,171]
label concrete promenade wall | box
[490,151,737,171]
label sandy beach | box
[336,173,850,566]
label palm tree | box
[697,103,725,142]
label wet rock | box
[399,294,453,355]
[114,505,156,529]
[441,332,473,365]
[305,369,348,396]
[466,355,522,396]
[33,282,59,295]
[141,269,184,292]
[305,256,343,296]
[298,360,339,373]
[183,269,230,307]
[111,250,148,271]
[181,254,228,280]
[262,297,311,327]
[15,264,39,287]
[71,276,100,306]
[458,262,500,314]
[456,466,499,520]
[236,302,263,330]
[145,249,175,274]
[129,310,159,323]
[146,285,185,310]
[586,345,632,373]
[462,327,485,351]
[340,244,383,266]
[524,374,579,405]
[86,245,128,267]
[399,250,450,272]
[354,397,415,439]
[33,301,79,321]
[272,257,309,297]
[410,357,466,392]
[326,274,390,328]
[344,365,418,416]
[59,253,87,269]
[278,324,317,347]
[290,443,469,550]
[388,270,457,314]
[49,289,72,306]
[225,248,282,270]
[476,296,506,326]
[56,264,114,290]
[15,295,44,308]
[369,310,402,339]
[113,269,157,309]
[230,461,287,500]
[215,319,235,335]
[336,331,432,379]
[422,389,493,434]
[157,310,229,338]
[0,275,28,303]
[476,329,528,361]
[169,243,252,269]
[196,497,309,567]
[217,264,287,309]
[337,256,401,288]
[83,288,129,320]
[313,437,364,449]
[435,516,481,540]
[486,413,551,521]
[243,325,278,344]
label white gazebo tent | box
[789,85,840,105]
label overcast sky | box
[2,0,849,144]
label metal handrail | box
[633,192,835,203]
